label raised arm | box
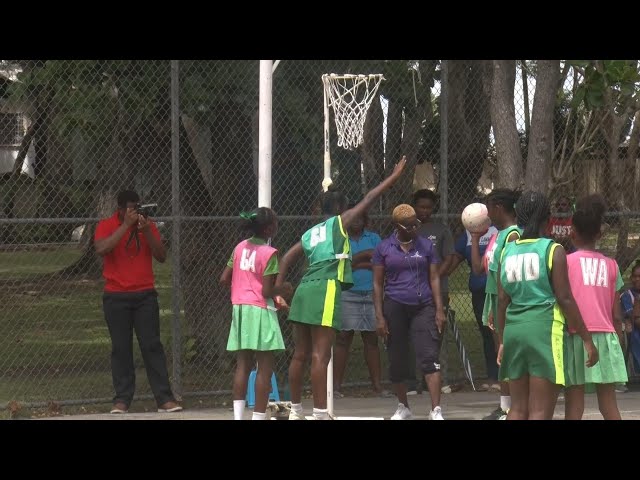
[340,156,407,230]
[470,232,485,275]
[94,208,138,256]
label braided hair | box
[321,185,348,215]
[486,188,520,216]
[239,207,277,238]
[515,190,551,240]
[572,194,606,243]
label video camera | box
[134,203,158,219]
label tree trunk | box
[393,106,422,206]
[446,60,491,214]
[525,60,560,192]
[489,60,523,189]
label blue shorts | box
[341,290,375,331]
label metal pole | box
[439,60,449,386]
[259,60,273,208]
[323,75,332,191]
[440,60,449,217]
[170,60,182,397]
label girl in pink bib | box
[219,208,292,420]
[565,195,627,420]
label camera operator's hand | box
[124,208,139,227]
[137,215,152,232]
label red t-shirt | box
[94,212,162,292]
[546,216,572,238]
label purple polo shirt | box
[372,233,440,306]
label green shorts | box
[499,317,566,385]
[288,279,342,330]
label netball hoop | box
[321,73,385,192]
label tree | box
[485,60,523,189]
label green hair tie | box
[239,211,257,221]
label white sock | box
[313,408,330,420]
[251,411,267,420]
[233,400,246,420]
[500,396,511,411]
[290,403,303,414]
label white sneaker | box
[288,409,307,420]
[429,406,444,420]
[390,403,413,420]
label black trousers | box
[103,290,175,407]
[385,298,441,383]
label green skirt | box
[288,279,342,330]
[226,304,285,352]
[565,332,628,392]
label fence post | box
[170,59,182,397]
[440,60,450,385]
[259,60,273,209]
[440,60,449,218]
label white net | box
[322,73,385,150]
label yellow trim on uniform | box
[548,243,559,270]
[321,280,337,327]
[337,215,347,238]
[551,304,565,385]
[515,238,538,244]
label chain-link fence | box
[1,60,639,409]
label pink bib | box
[231,239,277,309]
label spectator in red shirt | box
[94,190,182,414]
[546,195,575,253]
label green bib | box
[300,215,353,287]
[500,238,559,308]
[485,225,522,295]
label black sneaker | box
[482,407,507,420]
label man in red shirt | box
[546,195,575,253]
[94,190,182,414]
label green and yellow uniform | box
[498,238,565,384]
[288,215,353,330]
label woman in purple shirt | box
[373,204,446,420]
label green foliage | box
[569,60,640,112]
